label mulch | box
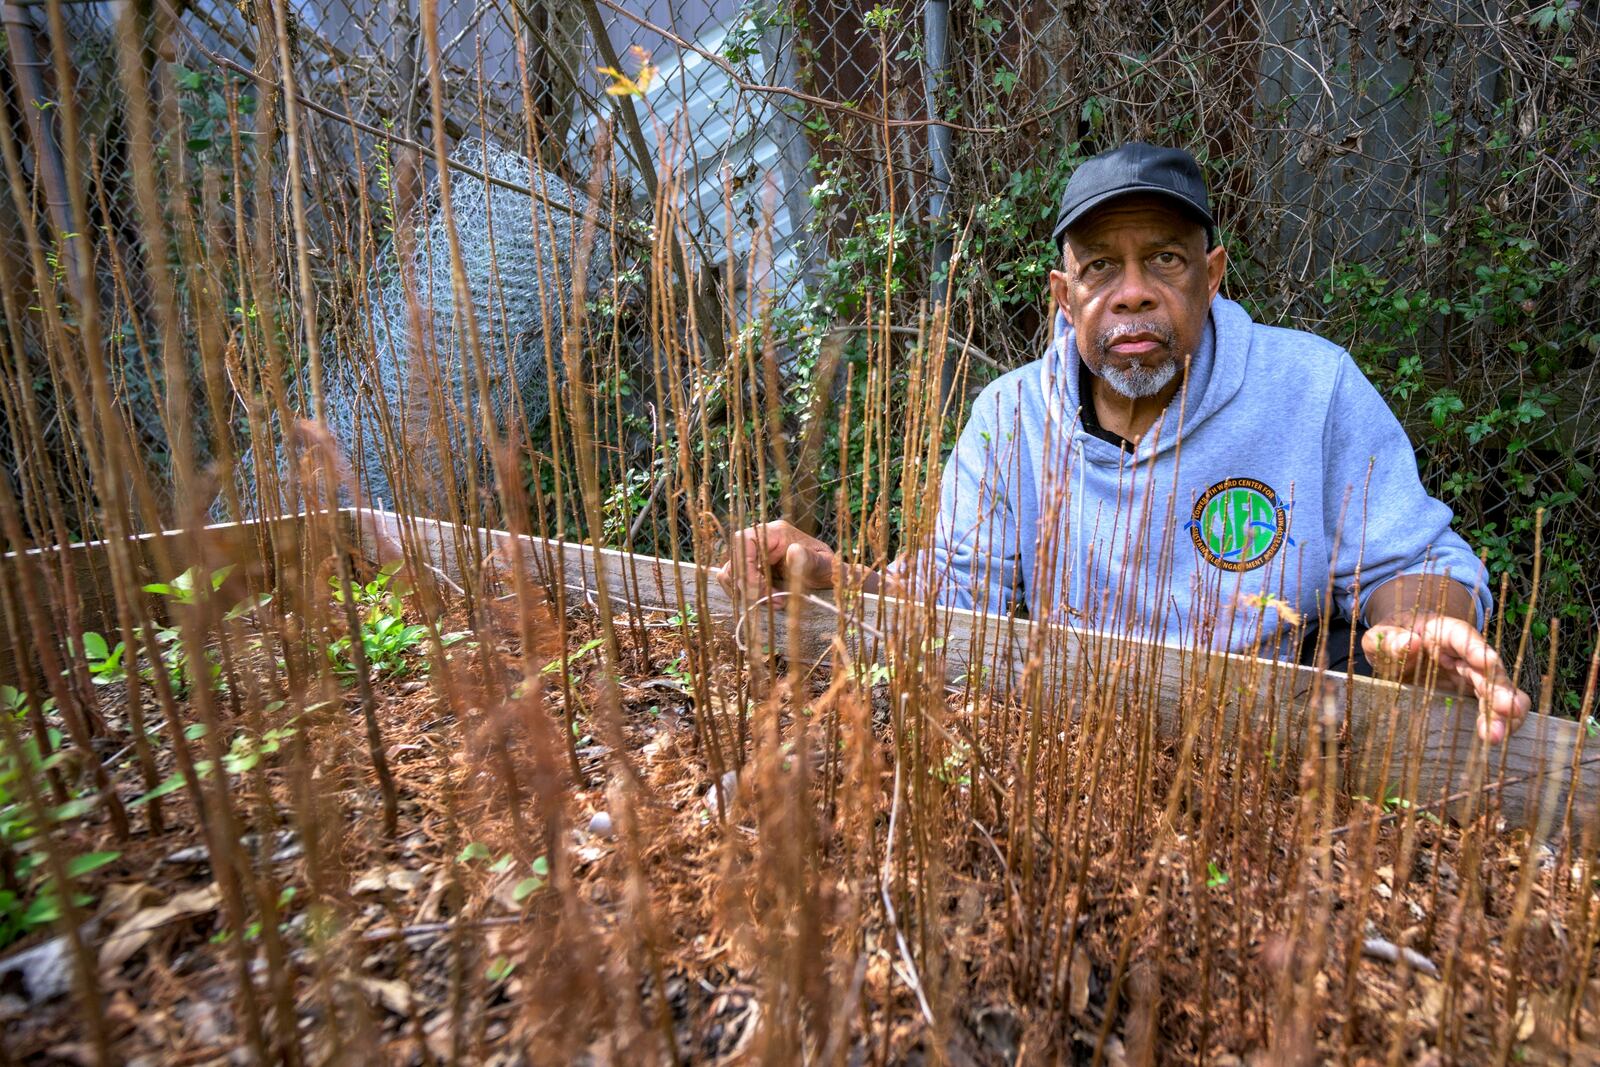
[1,599,1596,1065]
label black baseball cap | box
[1052,142,1215,251]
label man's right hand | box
[714,520,839,606]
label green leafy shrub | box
[327,563,433,679]
[0,685,117,948]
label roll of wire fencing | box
[231,137,616,518]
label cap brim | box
[1052,185,1215,248]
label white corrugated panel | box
[575,17,803,304]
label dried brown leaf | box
[1069,946,1092,1019]
[357,977,414,1017]
[98,883,221,971]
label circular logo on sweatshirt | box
[1188,478,1289,572]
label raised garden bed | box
[0,508,1594,1063]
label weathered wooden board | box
[346,507,1593,833]
[0,511,326,686]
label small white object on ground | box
[0,934,73,1002]
[1361,937,1440,979]
[162,845,209,866]
[587,811,614,838]
[703,770,738,817]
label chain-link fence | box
[2,0,1597,700]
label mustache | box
[1096,320,1174,353]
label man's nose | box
[1110,263,1158,313]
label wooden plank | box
[344,507,1594,833]
[343,505,737,625]
[0,512,323,687]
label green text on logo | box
[1189,478,1289,572]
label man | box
[717,143,1530,743]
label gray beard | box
[1097,356,1179,399]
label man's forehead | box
[1064,195,1207,249]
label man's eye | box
[1085,259,1110,274]
[1153,252,1181,267]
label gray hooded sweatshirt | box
[919,296,1489,659]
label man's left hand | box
[1362,612,1532,743]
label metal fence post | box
[921,0,954,405]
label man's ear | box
[1048,263,1074,328]
[1205,243,1228,302]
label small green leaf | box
[512,877,544,903]
[34,749,75,774]
[130,772,187,806]
[224,592,273,621]
[80,632,109,661]
[457,842,491,863]
[23,893,61,924]
[542,638,604,675]
[184,723,208,740]
[66,851,120,878]
[1206,861,1230,888]
[485,956,515,982]
[489,853,515,874]
[51,797,97,822]
[530,855,549,878]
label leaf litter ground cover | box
[0,556,1597,1065]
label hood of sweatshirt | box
[1038,295,1253,466]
